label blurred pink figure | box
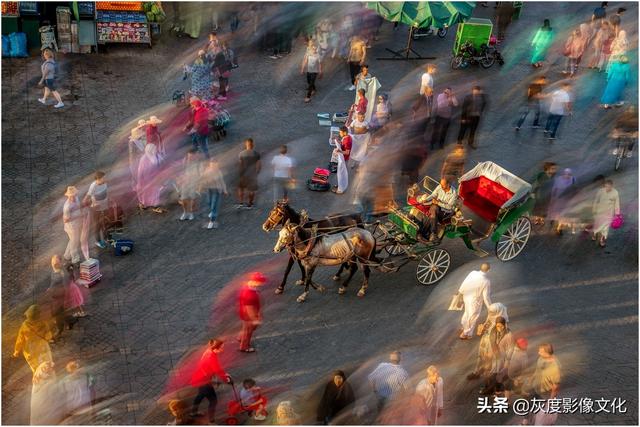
[136,143,163,211]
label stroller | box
[224,383,268,425]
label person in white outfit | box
[458,263,492,339]
[63,186,84,264]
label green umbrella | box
[366,2,475,59]
[367,1,475,29]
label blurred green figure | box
[531,19,555,67]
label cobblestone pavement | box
[2,2,638,425]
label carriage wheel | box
[496,217,531,261]
[385,243,405,256]
[416,248,451,285]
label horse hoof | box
[296,295,306,303]
[332,275,340,281]
[357,290,366,298]
[295,280,304,286]
[317,285,327,293]
[275,287,284,295]
[338,287,346,295]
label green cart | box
[371,162,534,285]
[453,17,493,55]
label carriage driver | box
[416,178,458,242]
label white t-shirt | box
[420,72,433,95]
[549,90,570,115]
[271,154,293,178]
[87,181,108,211]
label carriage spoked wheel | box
[416,248,451,285]
[384,242,406,256]
[496,217,532,261]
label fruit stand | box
[1,2,20,36]
[96,1,151,47]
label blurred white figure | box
[63,186,84,264]
[458,263,492,339]
[31,362,65,425]
[62,360,92,418]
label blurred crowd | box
[15,1,637,425]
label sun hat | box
[65,186,78,197]
[147,116,162,125]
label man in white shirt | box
[271,145,294,202]
[416,178,457,241]
[415,64,436,118]
[544,82,572,141]
[458,264,492,339]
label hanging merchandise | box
[96,2,151,46]
[8,32,28,57]
[2,35,10,57]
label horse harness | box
[288,225,358,264]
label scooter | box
[412,24,448,39]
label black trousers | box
[431,115,451,148]
[457,116,481,145]
[218,76,228,96]
[192,384,218,422]
[348,61,361,84]
[306,72,318,97]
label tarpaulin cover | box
[366,2,476,29]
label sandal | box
[239,348,256,353]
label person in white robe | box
[458,263,492,339]
[348,112,370,168]
[62,186,85,264]
[354,65,381,122]
[31,362,65,425]
[592,179,620,247]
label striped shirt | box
[368,363,409,399]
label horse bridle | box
[263,203,286,231]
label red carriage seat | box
[407,196,431,216]
[459,176,514,222]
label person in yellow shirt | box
[12,305,54,373]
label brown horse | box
[273,220,378,303]
[262,200,363,294]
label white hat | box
[65,186,78,197]
[147,116,162,125]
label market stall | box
[96,1,151,47]
[1,2,20,36]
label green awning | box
[366,2,476,29]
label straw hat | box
[65,186,78,197]
[147,116,162,125]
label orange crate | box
[96,2,143,11]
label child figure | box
[240,379,268,421]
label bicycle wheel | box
[614,141,624,171]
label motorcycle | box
[451,39,504,70]
[412,24,448,40]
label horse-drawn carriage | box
[373,161,534,285]
[263,161,534,302]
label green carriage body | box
[453,18,493,55]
